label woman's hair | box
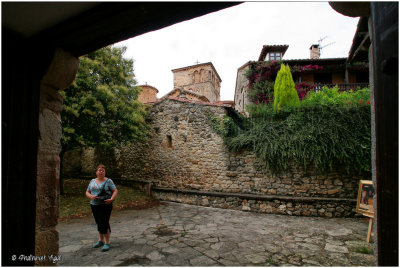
[96,164,106,171]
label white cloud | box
[117,2,359,101]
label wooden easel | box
[355,180,375,243]
[366,217,374,243]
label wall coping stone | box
[152,186,356,203]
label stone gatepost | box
[35,48,79,265]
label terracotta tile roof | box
[158,88,210,103]
[215,100,234,106]
[167,96,234,108]
[283,57,347,62]
[138,84,159,93]
[282,57,347,65]
[150,94,233,109]
[258,45,289,61]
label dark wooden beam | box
[349,33,370,63]
[29,2,241,57]
[371,2,399,266]
[329,2,370,17]
[2,29,55,266]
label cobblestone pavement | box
[58,202,375,266]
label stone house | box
[120,91,362,217]
[118,62,365,218]
[234,42,370,114]
[63,60,367,218]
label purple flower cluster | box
[291,64,324,73]
[295,82,317,100]
[248,61,280,90]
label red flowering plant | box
[295,82,317,100]
[291,64,324,73]
[245,60,281,104]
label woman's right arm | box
[86,190,97,200]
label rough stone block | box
[41,48,79,90]
[35,227,59,266]
[36,152,60,227]
[40,84,63,113]
[38,109,62,154]
[328,189,340,195]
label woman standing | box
[86,164,118,252]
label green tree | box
[60,45,150,192]
[273,64,299,112]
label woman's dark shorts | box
[91,204,113,234]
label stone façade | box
[62,61,367,218]
[118,96,364,217]
[172,62,221,103]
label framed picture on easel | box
[356,180,375,242]
[356,180,375,217]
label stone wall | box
[62,147,121,178]
[120,97,229,185]
[119,97,365,217]
[234,63,251,115]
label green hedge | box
[209,87,371,175]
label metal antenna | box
[318,36,335,56]
[318,36,328,45]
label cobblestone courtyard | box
[58,202,374,266]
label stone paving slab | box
[57,202,375,266]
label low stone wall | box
[62,147,121,178]
[119,97,368,218]
[153,188,356,217]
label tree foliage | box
[61,45,151,153]
[273,64,299,112]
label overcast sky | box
[117,2,359,101]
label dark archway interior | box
[2,2,398,266]
[2,3,239,265]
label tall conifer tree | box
[273,64,299,112]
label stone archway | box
[35,49,79,265]
[2,3,239,265]
[2,2,397,266]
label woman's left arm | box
[110,188,118,201]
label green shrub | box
[302,86,370,107]
[273,64,300,112]
[211,87,371,174]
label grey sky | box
[117,2,359,101]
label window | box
[314,73,332,84]
[167,135,173,148]
[269,52,281,61]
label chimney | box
[310,44,320,59]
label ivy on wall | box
[209,86,371,175]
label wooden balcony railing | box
[314,83,369,91]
